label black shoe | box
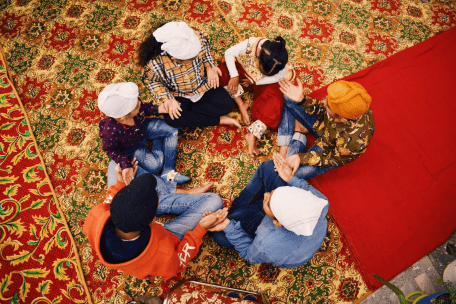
[244,294,259,302]
[226,291,241,299]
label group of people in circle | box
[83,21,375,287]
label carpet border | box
[0,43,94,304]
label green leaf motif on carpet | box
[6,42,39,75]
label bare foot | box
[234,97,250,125]
[176,182,214,195]
[294,119,309,134]
[220,115,241,128]
[279,145,288,158]
[246,132,259,157]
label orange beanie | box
[327,81,372,119]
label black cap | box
[110,173,158,233]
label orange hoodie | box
[83,181,207,280]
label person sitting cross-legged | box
[83,160,228,280]
[98,82,189,185]
[277,78,375,180]
[208,133,329,268]
[139,21,240,129]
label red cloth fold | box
[308,26,456,290]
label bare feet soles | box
[238,102,250,125]
[246,132,259,157]
[294,119,309,134]
[220,115,242,128]
[177,182,214,195]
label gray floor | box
[360,232,456,304]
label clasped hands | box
[116,158,139,186]
[272,153,301,183]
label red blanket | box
[308,26,456,290]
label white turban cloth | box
[153,21,201,60]
[97,82,139,118]
[270,186,328,236]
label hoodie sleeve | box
[161,224,207,280]
[102,181,126,204]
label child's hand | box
[163,98,182,120]
[227,77,240,94]
[122,168,135,185]
[279,78,305,103]
[207,66,222,88]
[199,208,229,231]
[285,154,301,175]
[240,78,253,87]
[272,153,294,182]
[157,102,169,114]
[117,158,138,185]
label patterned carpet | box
[1,0,455,303]
[0,47,90,304]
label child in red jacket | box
[83,169,227,280]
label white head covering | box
[97,82,139,118]
[153,21,201,60]
[270,186,328,236]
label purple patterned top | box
[99,101,156,170]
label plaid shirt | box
[299,96,375,167]
[141,31,215,102]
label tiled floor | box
[360,232,456,304]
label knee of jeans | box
[205,193,224,211]
[258,160,274,173]
[294,165,316,180]
[161,124,178,136]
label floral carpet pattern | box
[1,0,455,303]
[0,48,91,303]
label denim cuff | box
[296,95,306,105]
[223,220,237,234]
[277,135,292,147]
[292,132,307,144]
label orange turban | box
[327,81,372,119]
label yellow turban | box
[327,81,372,119]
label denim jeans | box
[106,161,223,240]
[158,191,223,240]
[212,133,307,248]
[123,118,178,175]
[277,96,337,180]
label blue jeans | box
[124,118,178,175]
[212,133,307,248]
[106,161,223,240]
[158,191,223,240]
[277,96,337,180]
